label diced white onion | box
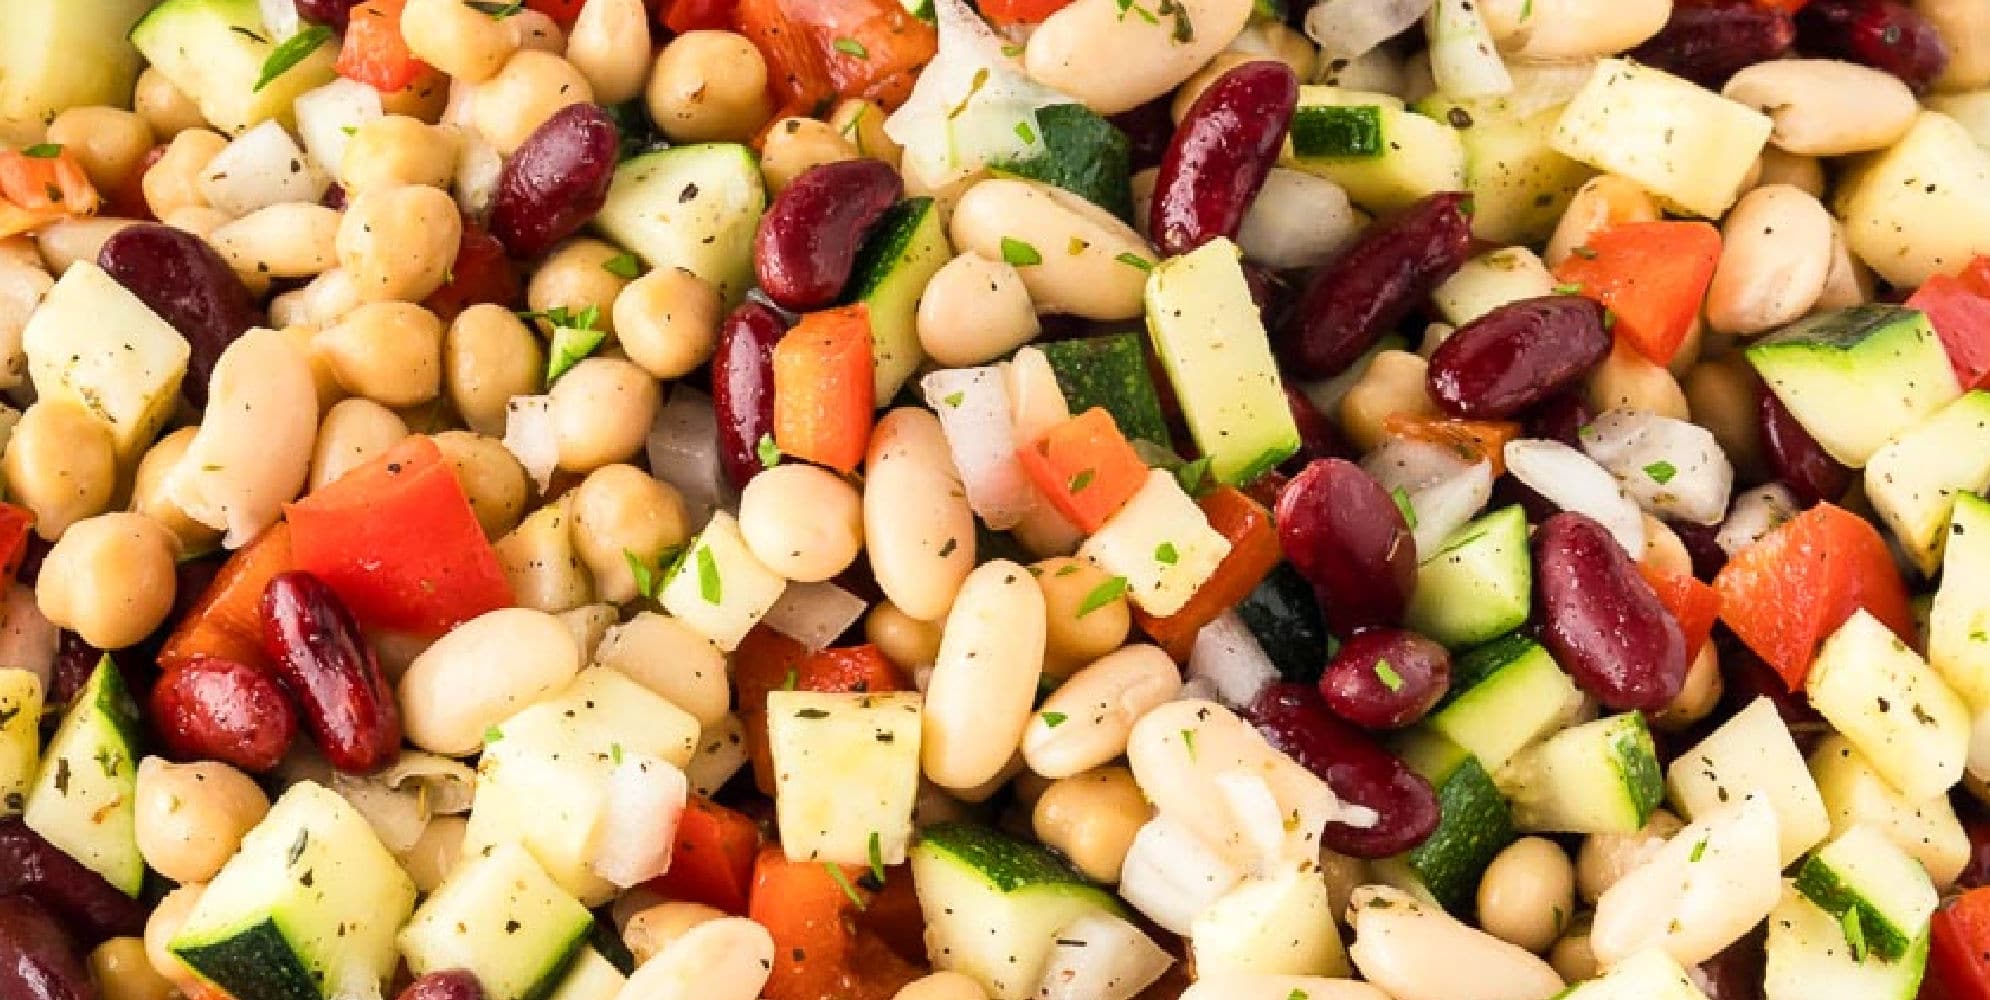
[293,79,383,184]
[1117,815,1248,934]
[686,714,750,799]
[1579,409,1734,525]
[502,394,559,492]
[454,130,504,221]
[1502,59,1600,117]
[1426,0,1512,99]
[1360,436,1494,555]
[258,0,302,40]
[1505,438,1646,555]
[1187,611,1279,711]
[1304,0,1433,63]
[884,0,1071,188]
[646,386,729,529]
[1236,169,1368,271]
[591,756,689,888]
[1035,912,1176,1000]
[1717,484,1798,556]
[921,366,1037,529]
[1215,770,1299,870]
[0,582,57,693]
[762,581,867,653]
[199,120,330,217]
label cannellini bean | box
[1723,59,1918,157]
[396,814,467,893]
[1127,700,1339,869]
[1815,219,1876,311]
[143,884,204,990]
[1180,976,1390,1000]
[0,258,50,390]
[170,329,317,547]
[1022,644,1181,779]
[894,971,992,1000]
[595,613,730,728]
[36,219,137,276]
[309,398,409,492]
[210,203,342,282]
[1499,0,1670,59]
[1704,184,1833,336]
[399,607,582,755]
[1025,0,1255,115]
[948,178,1157,321]
[1754,147,1824,198]
[617,917,774,1000]
[568,0,653,105]
[559,603,618,662]
[864,408,976,621]
[1589,795,1782,967]
[142,129,226,220]
[1345,885,1565,1000]
[921,560,1047,791]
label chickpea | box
[737,464,863,583]
[613,266,722,379]
[507,8,567,52]
[37,513,176,650]
[1682,356,1763,482]
[144,884,205,990]
[624,902,725,964]
[1032,557,1131,678]
[132,757,270,884]
[317,301,446,407]
[337,184,462,303]
[570,463,691,602]
[397,814,467,893]
[1585,344,1689,421]
[1031,766,1152,882]
[432,431,532,539]
[401,0,519,83]
[645,31,773,144]
[340,115,460,195]
[89,936,176,1000]
[1548,930,1599,984]
[827,99,902,168]
[1338,349,1438,453]
[1653,642,1723,731]
[444,304,545,438]
[865,600,944,675]
[1476,837,1576,953]
[529,239,631,335]
[45,107,155,194]
[37,219,138,277]
[549,357,660,472]
[472,50,596,155]
[310,398,411,492]
[568,0,654,106]
[133,68,205,140]
[761,117,861,193]
[131,427,224,557]
[4,401,115,541]
[142,129,226,221]
[916,253,1040,368]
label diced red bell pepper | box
[749,847,922,1000]
[1016,408,1150,534]
[337,0,432,94]
[646,796,762,915]
[285,436,512,637]
[773,305,874,475]
[1908,268,1990,391]
[159,522,294,673]
[1926,888,1990,1000]
[0,502,33,580]
[1712,502,1915,690]
[422,222,520,324]
[0,147,100,239]
[1134,487,1281,660]
[1382,414,1522,476]
[1552,220,1722,366]
[657,0,738,31]
[734,0,937,119]
[1640,564,1720,661]
[526,0,589,25]
[979,0,1077,23]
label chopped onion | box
[377,751,478,815]
[1117,815,1247,934]
[646,385,730,528]
[1717,484,1798,556]
[762,581,867,652]
[921,366,1037,529]
[0,582,57,692]
[1502,59,1600,117]
[1215,770,1298,868]
[883,0,1071,188]
[1318,45,1408,92]
[1360,436,1494,554]
[1304,0,1432,63]
[1505,438,1646,555]
[454,130,504,220]
[293,79,383,184]
[1426,0,1512,99]
[686,713,751,798]
[199,120,329,216]
[1236,169,1368,270]
[258,0,302,40]
[591,755,689,888]
[1035,912,1175,1000]
[1579,409,1734,525]
[502,394,559,492]
[1187,611,1279,711]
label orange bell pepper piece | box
[1382,413,1522,475]
[773,305,874,474]
[158,522,294,673]
[1016,408,1151,533]
[0,147,100,239]
[1552,220,1721,366]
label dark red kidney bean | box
[0,896,93,1000]
[320,182,348,211]
[1280,383,1348,473]
[1151,61,1299,258]
[96,223,258,409]
[1697,926,1767,1000]
[260,572,401,774]
[0,819,148,945]
[150,656,298,774]
[1241,261,1289,332]
[1527,390,1595,450]
[1629,1,1795,87]
[1427,295,1611,420]
[1278,192,1473,379]
[1670,518,1729,581]
[1534,512,1689,711]
[1796,0,1948,92]
[1246,682,1440,858]
[397,970,487,1000]
[294,0,364,28]
[1956,804,1990,890]
[752,159,902,312]
[1758,390,1850,507]
[713,301,786,490]
[1110,98,1176,172]
[1319,628,1451,730]
[1716,630,1823,726]
[48,633,101,708]
[489,103,620,259]
[1274,459,1417,637]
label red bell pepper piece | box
[1016,408,1150,534]
[1908,269,1990,391]
[658,0,739,31]
[734,0,937,119]
[1134,487,1281,660]
[285,437,512,637]
[0,147,100,239]
[1552,220,1722,366]
[773,305,874,475]
[422,222,520,324]
[1712,502,1915,689]
[526,0,589,25]
[158,522,294,673]
[749,847,922,1000]
[1639,564,1720,660]
[978,0,1077,23]
[1382,414,1522,475]
[1926,888,1990,1000]
[646,796,762,914]
[336,0,432,93]
[0,502,32,580]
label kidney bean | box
[1278,192,1473,379]
[96,223,258,409]
[424,222,522,324]
[1669,518,1730,580]
[1245,682,1439,858]
[712,301,786,491]
[47,633,100,709]
[397,970,487,1000]
[320,182,348,211]
[150,656,297,774]
[1280,382,1348,473]
[1757,391,1849,507]
[1274,459,1417,637]
[1110,98,1176,173]
[259,572,400,774]
[294,0,365,29]
[1534,512,1688,711]
[752,160,902,312]
[1427,295,1611,420]
[1151,61,1299,258]
[1241,260,1290,332]
[0,820,147,945]
[1796,0,1948,92]
[1697,926,1767,1000]
[1527,390,1595,450]
[1319,628,1451,730]
[1956,804,1990,890]
[0,896,92,1000]
[1630,1,1795,88]
[489,103,621,259]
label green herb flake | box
[255,25,334,93]
[1688,837,1708,863]
[867,830,887,884]
[1287,992,1309,1000]
[832,37,869,58]
[697,546,723,604]
[1173,456,1213,497]
[1181,728,1197,760]
[1644,460,1678,485]
[758,433,782,469]
[1390,486,1417,530]
[1041,711,1068,728]
[546,326,608,383]
[20,144,61,159]
[1154,541,1179,565]
[781,669,798,691]
[943,391,965,408]
[1374,658,1404,692]
[1553,282,1582,295]
[1055,564,1080,577]
[825,864,868,909]
[467,0,526,15]
[610,742,624,765]
[625,549,657,599]
[1114,252,1153,272]
[1014,120,1037,144]
[1068,468,1096,493]
[1067,236,1088,256]
[1076,576,1128,618]
[340,125,357,136]
[1841,907,1867,962]
[1000,237,1043,267]
[602,252,641,278]
[484,725,504,744]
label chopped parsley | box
[1288,991,1309,1000]
[602,252,641,278]
[832,37,869,59]
[868,830,887,884]
[697,547,723,604]
[1173,456,1213,497]
[255,25,334,93]
[1688,837,1708,863]
[1644,460,1678,485]
[1000,237,1042,267]
[758,433,782,469]
[1553,281,1582,295]
[484,725,503,744]
[626,549,658,599]
[1068,468,1096,493]
[1841,907,1867,962]
[1076,576,1128,618]
[943,391,965,408]
[1180,728,1196,760]
[1390,486,1417,530]
[1374,658,1404,693]
[467,0,527,14]
[1041,711,1068,728]
[546,325,608,383]
[1154,541,1179,565]
[1014,120,1037,144]
[1115,252,1153,272]
[610,742,624,765]
[21,144,61,159]
[825,863,868,909]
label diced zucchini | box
[129,0,337,136]
[1282,87,1466,214]
[658,511,786,652]
[846,197,951,401]
[1834,110,1990,287]
[544,949,627,1000]
[1143,238,1299,485]
[1746,305,1963,468]
[21,262,191,460]
[1077,469,1231,618]
[595,144,766,307]
[1792,826,1937,963]
[1805,610,1970,803]
[1404,505,1534,649]
[1417,96,1595,245]
[171,782,416,1000]
[1555,948,1711,1000]
[22,656,141,895]
[0,669,40,817]
[768,690,923,867]
[1764,885,1929,1000]
[1233,563,1335,685]
[989,104,1135,221]
[1932,492,1990,711]
[1431,247,1558,327]
[399,843,594,1000]
[1392,745,1515,915]
[1667,697,1831,867]
[1418,633,1581,774]
[911,823,1123,1000]
[1037,332,1172,449]
[1864,391,1990,575]
[1808,733,1968,890]
[0,0,152,144]
[1499,712,1662,835]
[1549,59,1770,219]
[1289,104,1385,159]
[1190,869,1348,978]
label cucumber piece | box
[1419,96,1595,245]
[399,842,594,1000]
[1283,88,1466,214]
[129,0,338,136]
[657,511,787,653]
[1431,247,1558,327]
[1805,610,1970,804]
[1746,305,1962,469]
[22,262,192,461]
[1420,634,1581,774]
[1404,505,1534,649]
[22,656,141,895]
[1290,104,1384,159]
[1556,948,1711,1000]
[1037,333,1172,448]
[989,104,1134,221]
[0,0,152,144]
[0,669,40,817]
[1834,110,1990,288]
[1394,747,1515,914]
[1793,825,1937,963]
[1667,697,1831,867]
[911,822,1123,1000]
[1076,469,1232,618]
[845,197,950,402]
[767,690,923,867]
[1808,733,1969,890]
[1234,563,1335,685]
[1764,885,1929,1000]
[1499,713,1662,835]
[171,782,417,1000]
[545,949,627,1000]
[1143,237,1299,485]
[1863,390,1990,575]
[594,144,766,307]
[1931,492,1990,711]
[1549,59,1770,219]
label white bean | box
[617,917,774,1000]
[170,329,317,548]
[916,253,1040,368]
[0,258,51,390]
[737,463,864,583]
[921,560,1046,792]
[948,178,1156,321]
[863,408,976,621]
[1022,644,1180,779]
[1180,976,1390,1000]
[1025,0,1255,114]
[893,971,991,1000]
[399,607,583,756]
[210,203,342,281]
[1704,184,1833,336]
[568,0,653,106]
[1500,0,1670,59]
[1344,885,1565,1000]
[309,398,409,492]
[595,612,730,728]
[622,901,724,964]
[1723,59,1919,157]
